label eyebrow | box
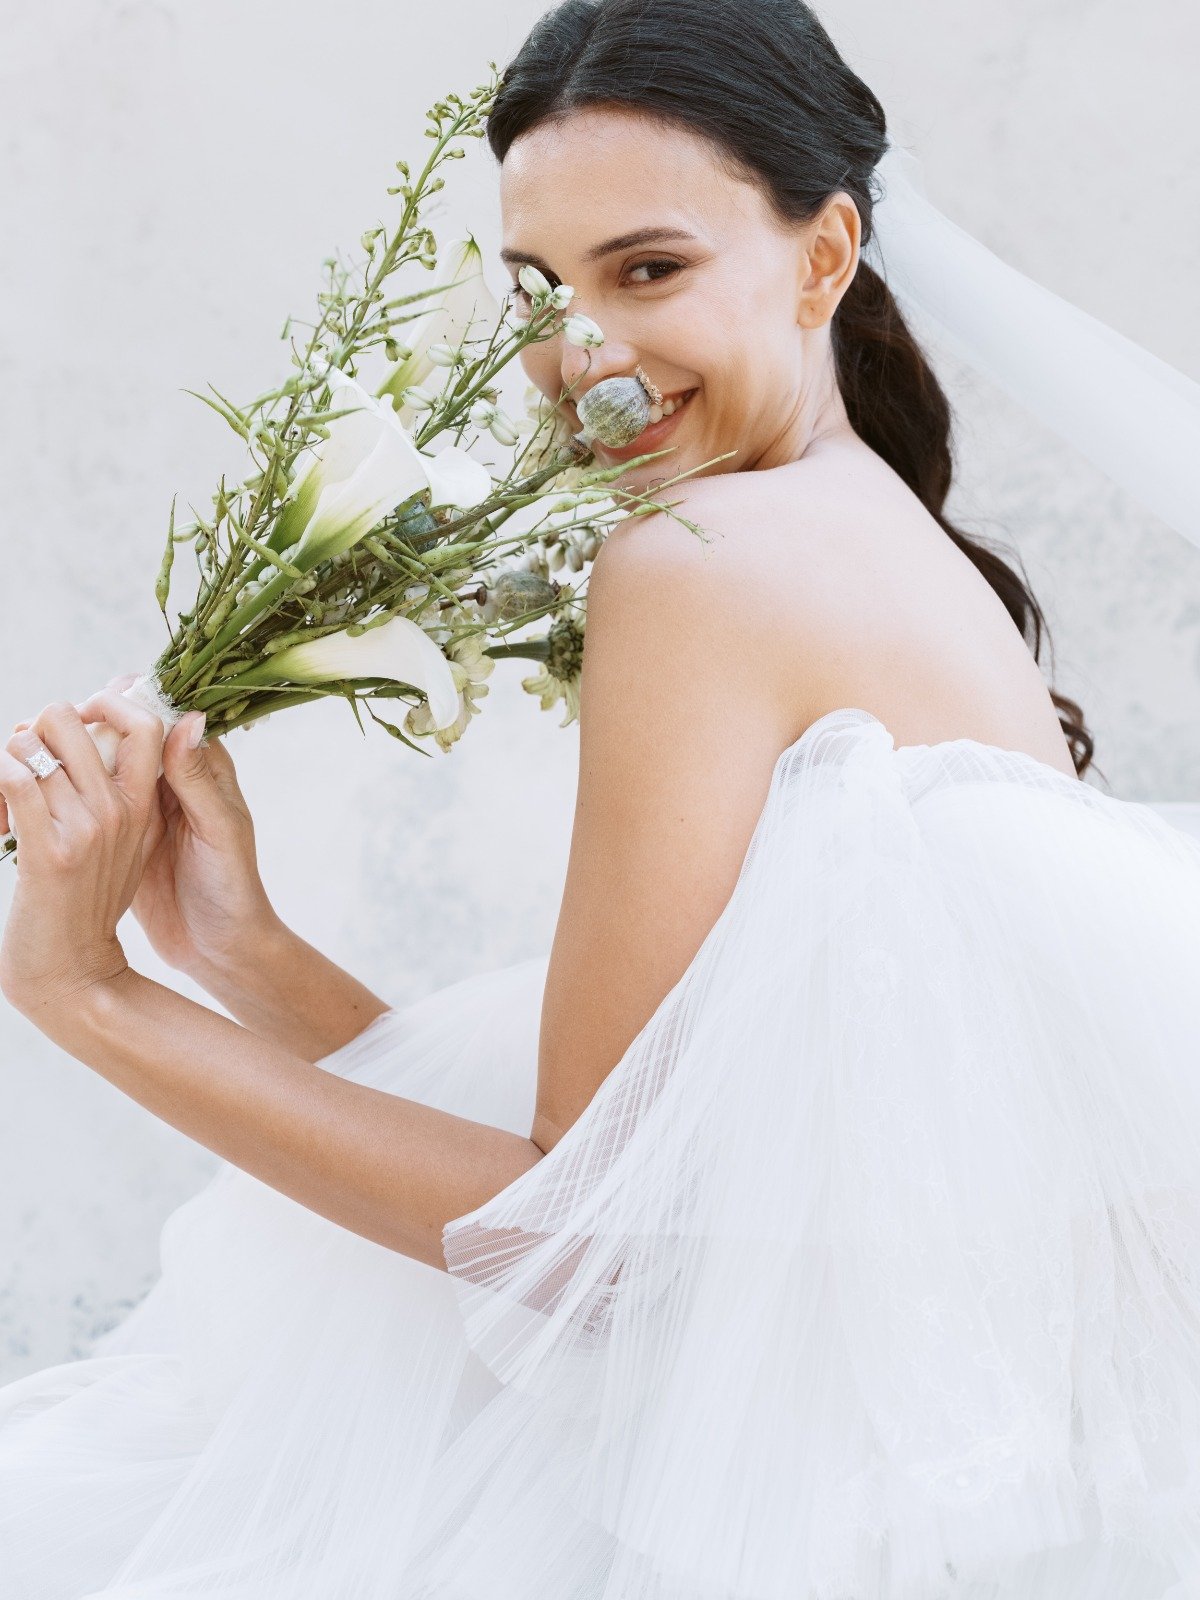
[499,226,698,272]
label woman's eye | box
[625,258,681,286]
[508,261,679,303]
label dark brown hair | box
[485,0,1095,775]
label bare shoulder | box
[588,455,883,743]
[587,464,830,734]
[593,450,1076,771]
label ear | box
[796,191,861,327]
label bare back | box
[699,439,1079,779]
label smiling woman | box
[488,15,1098,769]
[4,0,1200,1596]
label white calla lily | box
[274,374,491,566]
[378,235,502,416]
[237,615,461,730]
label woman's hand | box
[130,703,281,983]
[0,691,165,1017]
[3,675,281,985]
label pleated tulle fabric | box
[4,706,1200,1599]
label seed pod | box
[395,501,441,552]
[201,593,237,639]
[490,569,557,622]
[575,375,651,447]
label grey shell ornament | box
[575,375,652,448]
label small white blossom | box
[489,410,521,447]
[517,264,552,299]
[426,342,460,368]
[523,544,551,581]
[404,633,493,751]
[521,615,585,728]
[469,399,498,428]
[549,284,575,310]
[563,313,604,348]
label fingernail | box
[186,712,206,749]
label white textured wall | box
[1,0,1197,1380]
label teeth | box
[647,403,663,424]
[661,398,676,416]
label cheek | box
[519,344,569,407]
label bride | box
[3,1,1200,1595]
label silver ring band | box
[25,745,63,781]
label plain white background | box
[1,0,1197,1379]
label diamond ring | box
[24,745,63,781]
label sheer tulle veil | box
[865,138,1200,553]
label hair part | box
[486,0,1095,776]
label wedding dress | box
[4,707,1200,1598]
[4,144,1200,1599]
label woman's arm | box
[183,918,392,1061]
[0,691,540,1270]
[529,488,810,1155]
[31,969,541,1269]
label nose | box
[556,319,639,410]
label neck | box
[750,328,857,471]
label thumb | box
[160,713,228,831]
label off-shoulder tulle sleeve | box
[433,710,1200,1596]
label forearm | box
[188,917,391,1060]
[31,969,543,1270]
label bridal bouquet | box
[2,69,724,866]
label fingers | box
[195,730,246,800]
[20,702,124,815]
[0,746,57,856]
[4,726,91,830]
[160,713,241,835]
[76,688,166,798]
[2,675,147,839]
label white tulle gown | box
[4,705,1200,1599]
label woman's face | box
[498,105,859,489]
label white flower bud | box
[489,411,521,447]
[564,313,605,348]
[565,541,585,572]
[427,342,459,368]
[470,399,498,428]
[401,386,437,412]
[546,541,567,572]
[549,284,575,310]
[518,264,552,299]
